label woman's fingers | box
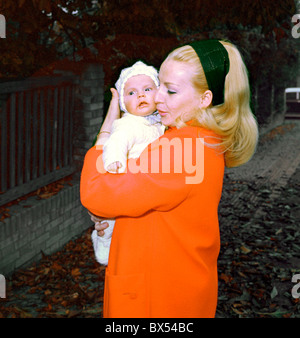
[95,221,109,237]
[88,211,103,223]
[110,87,119,99]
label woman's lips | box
[158,110,168,117]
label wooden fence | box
[0,75,78,206]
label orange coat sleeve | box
[80,129,198,218]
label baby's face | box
[123,75,157,116]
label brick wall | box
[73,63,104,174]
[0,182,91,275]
[0,63,105,276]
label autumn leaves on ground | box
[1,125,300,318]
[0,0,299,319]
[0,228,105,318]
[216,170,300,318]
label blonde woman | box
[81,40,258,318]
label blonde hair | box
[165,41,259,168]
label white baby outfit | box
[92,113,164,265]
[103,112,164,173]
[91,61,164,266]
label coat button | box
[123,292,137,299]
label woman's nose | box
[155,87,163,104]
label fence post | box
[73,63,105,174]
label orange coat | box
[80,125,224,318]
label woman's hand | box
[94,221,109,237]
[88,211,109,237]
[95,88,120,146]
[110,88,119,99]
[108,88,120,120]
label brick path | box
[216,120,300,318]
[227,121,300,207]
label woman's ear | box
[199,90,213,109]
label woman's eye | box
[167,90,176,95]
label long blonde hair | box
[166,41,258,168]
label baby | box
[91,61,165,265]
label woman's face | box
[155,59,201,127]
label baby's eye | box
[129,91,135,95]
[145,87,152,92]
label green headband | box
[189,40,230,106]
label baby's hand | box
[107,161,122,173]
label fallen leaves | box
[0,175,73,222]
[1,135,300,318]
[270,286,278,299]
[71,267,81,277]
[240,245,251,254]
[260,123,296,143]
[216,167,300,318]
[0,228,105,318]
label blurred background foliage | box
[0,0,298,125]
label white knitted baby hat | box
[115,61,159,114]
